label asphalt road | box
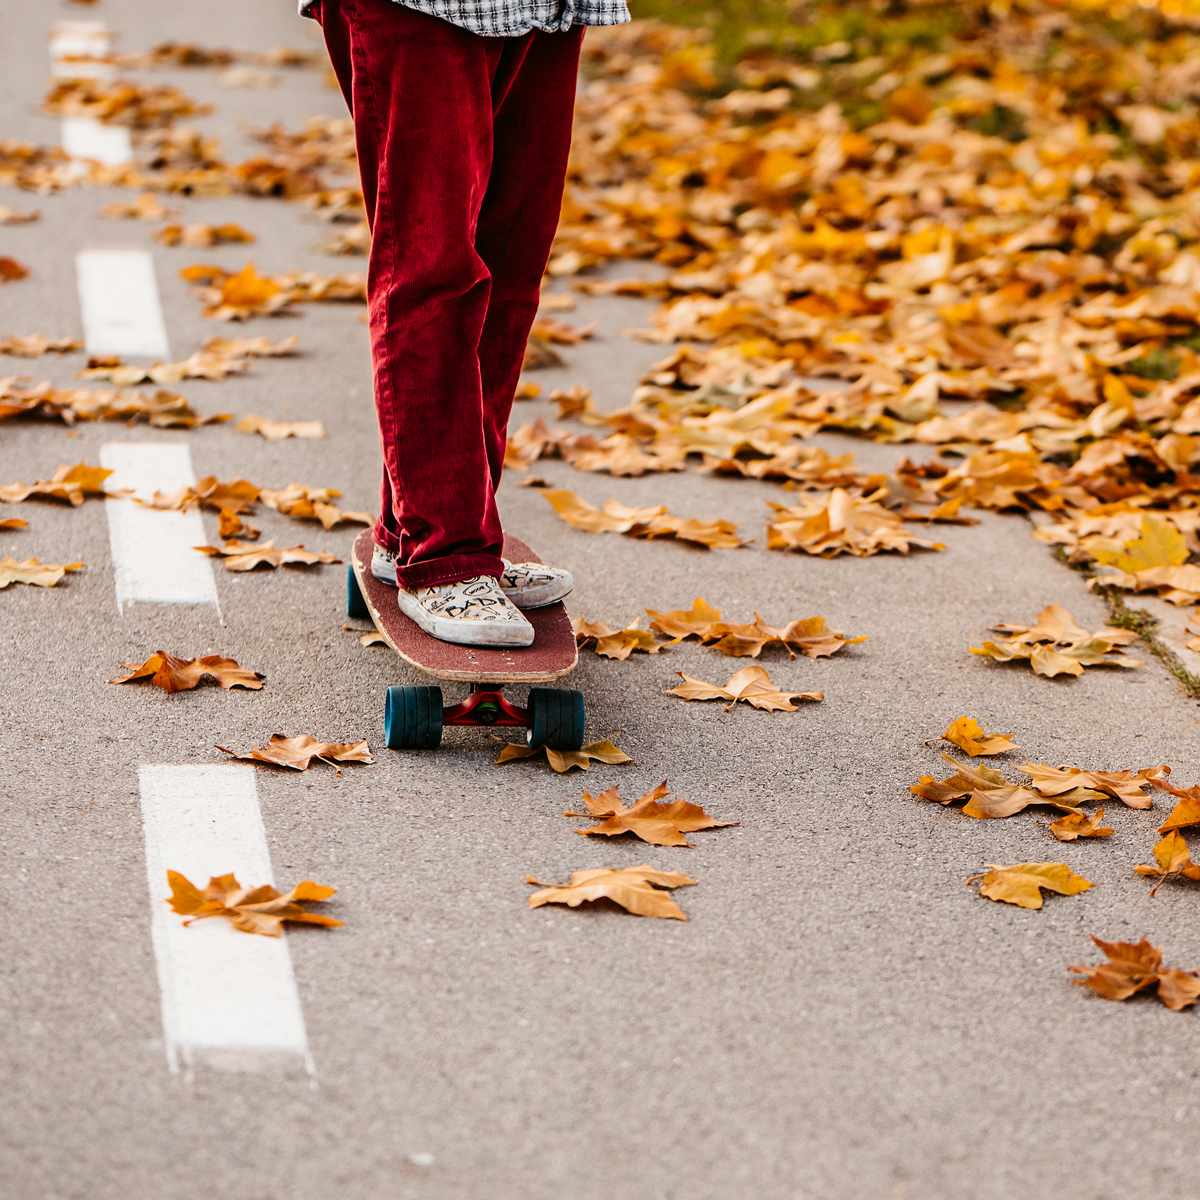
[3,4,1200,1199]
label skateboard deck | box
[350,528,578,684]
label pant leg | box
[316,0,507,589]
[475,29,585,495]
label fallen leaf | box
[0,557,82,588]
[1135,831,1200,896]
[665,665,823,712]
[0,205,39,225]
[165,870,342,937]
[0,462,116,506]
[0,335,81,357]
[99,192,177,220]
[154,222,255,248]
[235,413,325,440]
[0,519,28,530]
[1090,515,1188,574]
[942,716,1017,757]
[526,865,696,920]
[1018,762,1165,810]
[909,753,1093,819]
[971,605,1143,677]
[564,781,736,846]
[217,507,258,539]
[496,737,632,773]
[540,488,744,548]
[0,257,30,282]
[531,316,596,345]
[644,597,724,639]
[1154,779,1200,833]
[141,476,260,514]
[1070,937,1200,1010]
[767,489,945,557]
[195,539,342,571]
[1050,808,1114,841]
[966,862,1092,909]
[217,733,373,770]
[573,617,663,659]
[109,650,265,692]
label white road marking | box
[100,443,220,611]
[138,765,314,1078]
[76,249,170,359]
[61,117,133,166]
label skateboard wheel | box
[385,685,443,749]
[347,565,370,620]
[526,687,585,752]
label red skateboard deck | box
[350,529,578,685]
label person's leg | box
[315,0,506,590]
[475,29,585,497]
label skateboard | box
[346,528,582,751]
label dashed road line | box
[138,765,315,1079]
[76,249,171,359]
[100,443,220,612]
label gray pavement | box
[3,4,1200,1199]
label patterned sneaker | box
[373,544,572,610]
[500,558,573,609]
[396,575,534,647]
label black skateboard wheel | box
[347,564,370,620]
[526,688,585,752]
[385,685,444,749]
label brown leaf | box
[0,557,82,588]
[1152,777,1200,832]
[767,489,945,557]
[0,335,81,357]
[0,205,39,225]
[540,488,745,548]
[966,862,1092,909]
[496,737,631,773]
[1069,937,1200,1010]
[665,665,823,712]
[217,507,259,539]
[194,539,342,571]
[165,870,342,937]
[1134,830,1200,896]
[565,781,736,846]
[573,617,663,660]
[0,461,115,506]
[942,716,1017,757]
[153,222,255,247]
[645,597,724,640]
[0,257,30,282]
[235,413,325,440]
[526,865,696,920]
[0,519,27,530]
[109,651,265,692]
[1018,762,1164,809]
[1050,808,1114,841]
[217,733,373,770]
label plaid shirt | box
[301,0,630,37]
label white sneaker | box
[373,545,572,610]
[396,575,534,647]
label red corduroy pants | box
[313,0,583,588]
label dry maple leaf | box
[99,192,177,221]
[109,650,265,692]
[0,258,30,283]
[0,335,81,357]
[0,205,38,225]
[141,476,260,515]
[195,539,342,571]
[942,716,1017,757]
[767,489,945,557]
[166,871,342,937]
[526,865,696,920]
[1050,808,1114,842]
[970,606,1143,677]
[0,557,82,588]
[1069,937,1200,1011]
[1135,831,1200,896]
[496,737,631,773]
[0,519,27,530]
[1154,779,1200,833]
[909,753,1093,819]
[235,414,325,441]
[564,781,736,846]
[0,462,115,507]
[966,862,1092,909]
[217,733,373,771]
[540,488,744,548]
[1017,762,1165,810]
[573,617,663,660]
[259,483,370,529]
[154,222,255,248]
[666,666,823,712]
[644,598,724,640]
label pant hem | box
[396,554,504,590]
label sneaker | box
[373,544,572,610]
[498,559,573,609]
[396,575,534,647]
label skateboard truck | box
[442,684,528,728]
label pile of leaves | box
[969,602,1142,677]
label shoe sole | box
[396,589,534,648]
